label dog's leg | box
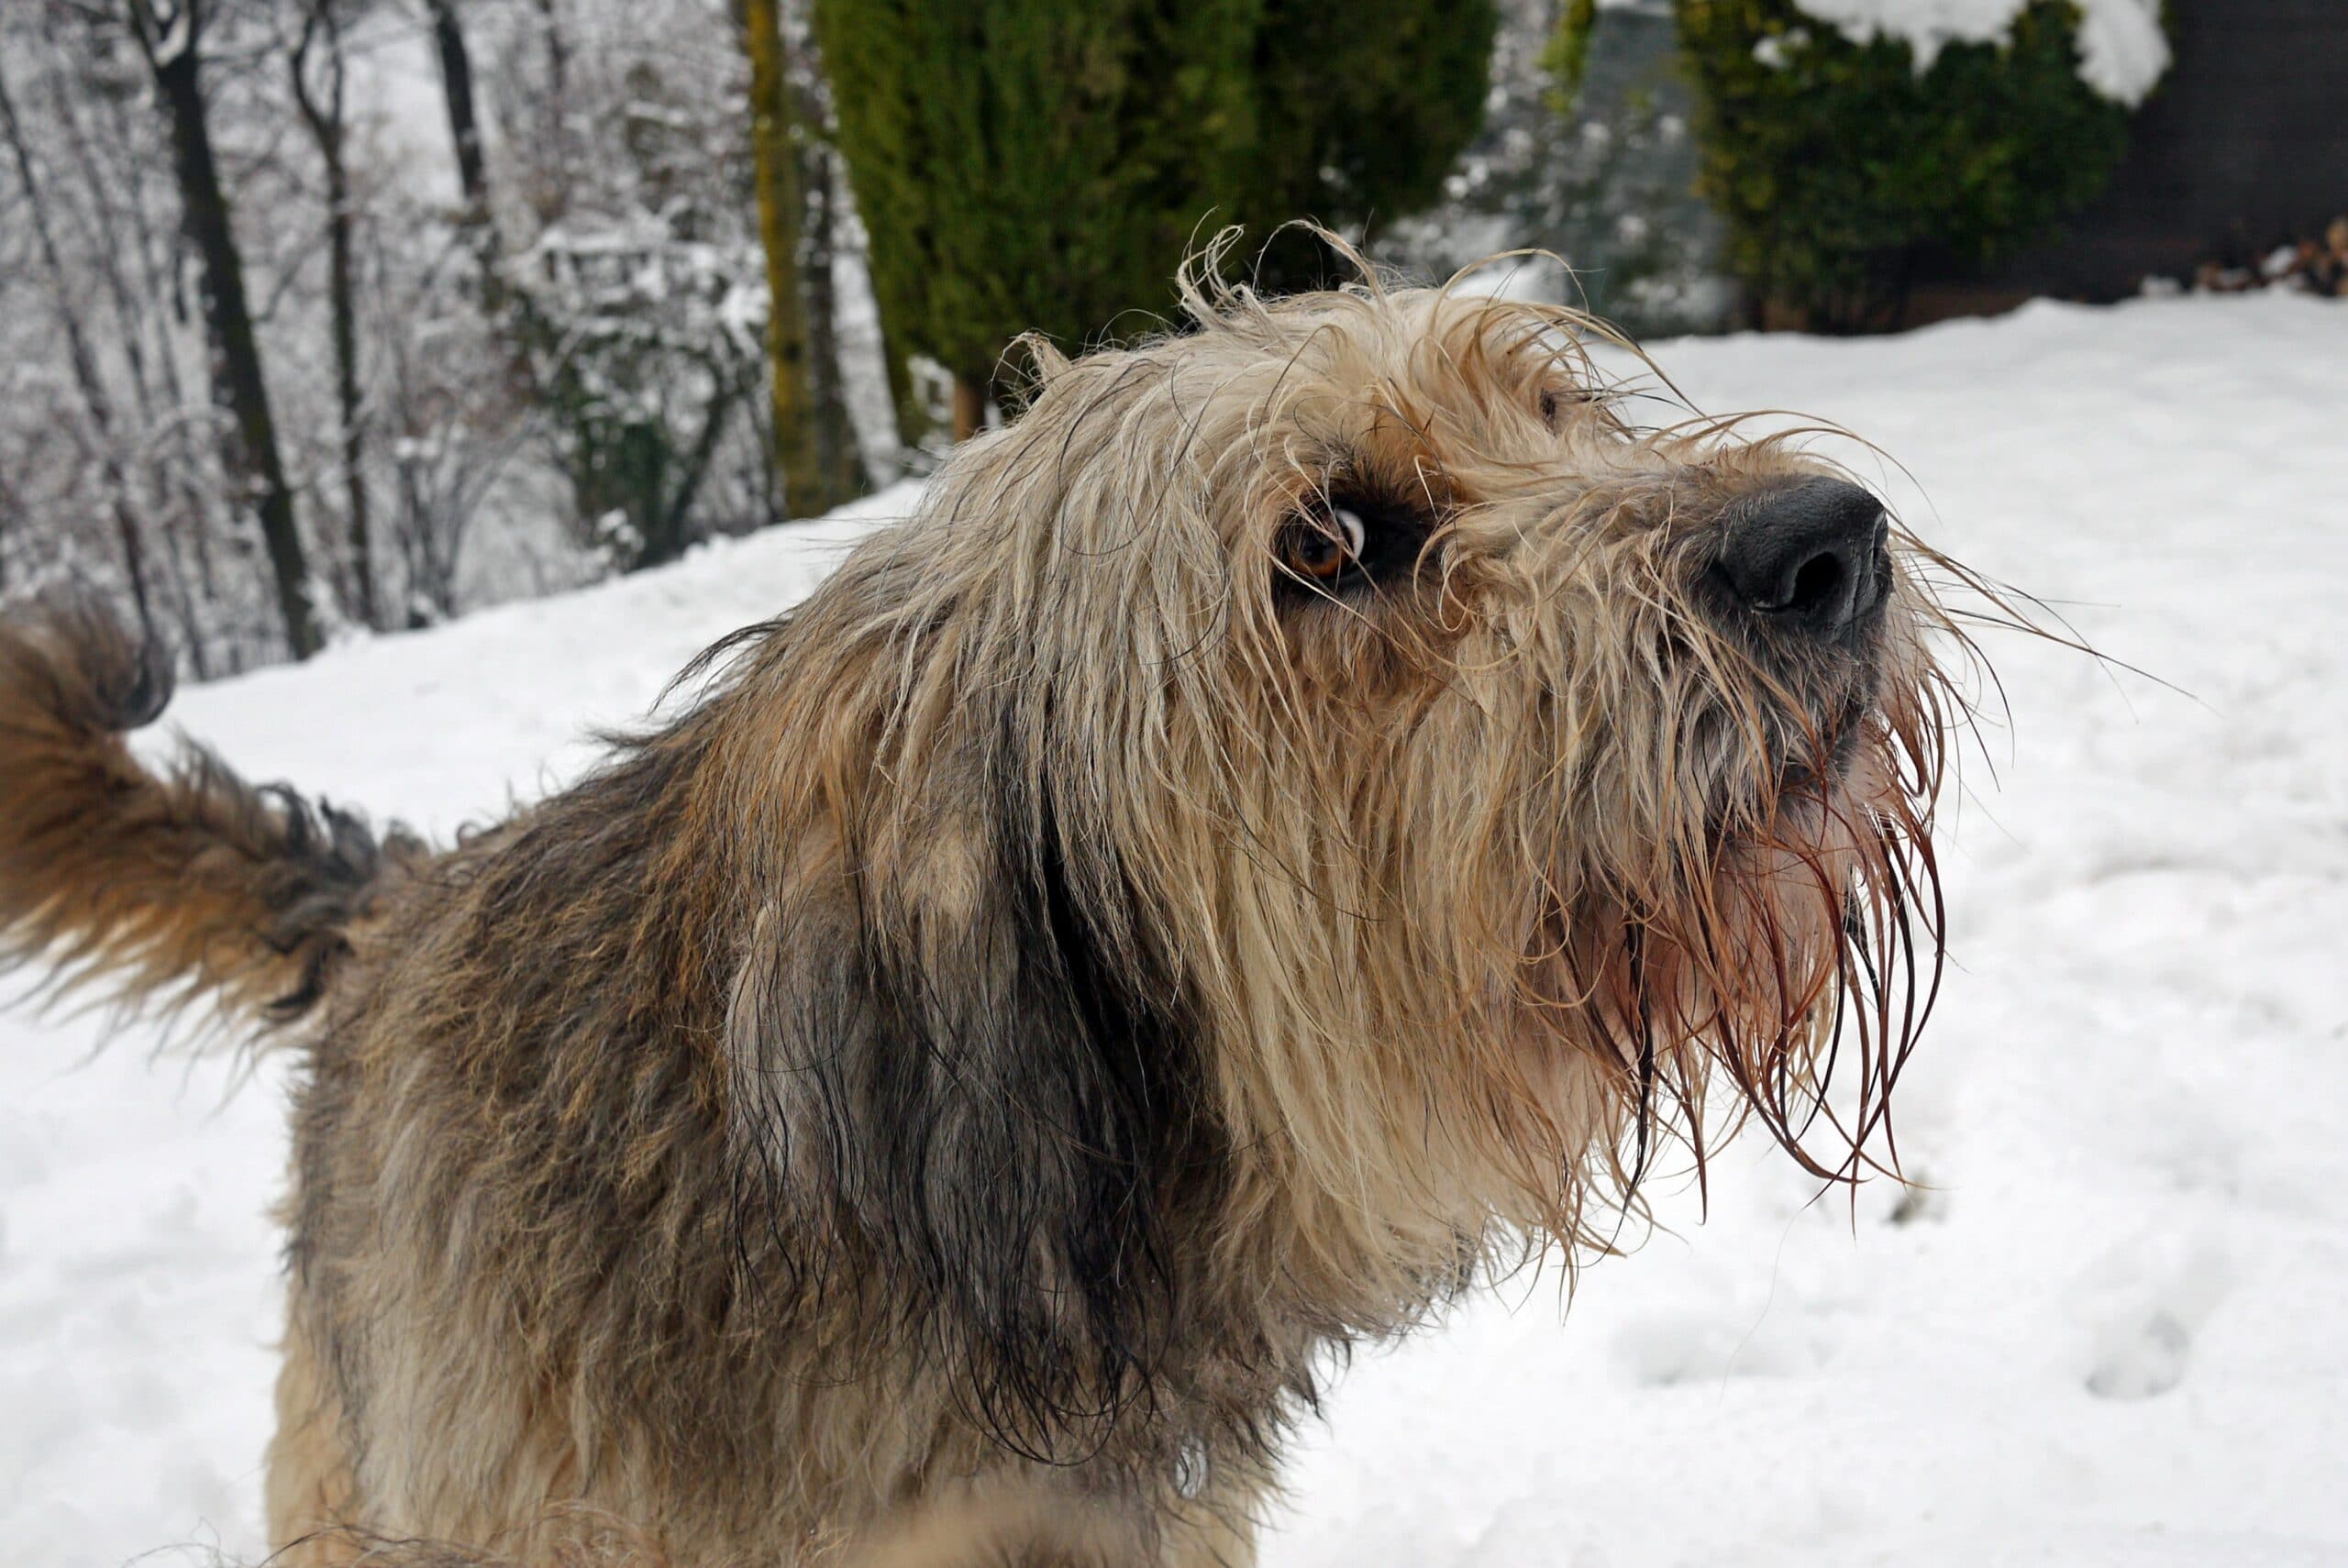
[264,1317,361,1565]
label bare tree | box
[289,0,377,627]
[383,341,528,624]
[121,0,321,657]
[0,0,897,668]
[0,58,157,645]
[423,0,489,222]
[62,44,238,674]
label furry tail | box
[0,600,390,1024]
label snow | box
[5,294,2346,1565]
[2064,0,2170,105]
[1783,0,2169,105]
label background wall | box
[1923,0,2348,304]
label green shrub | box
[815,0,1260,408]
[1246,0,1498,288]
[1606,0,2139,330]
[815,0,1497,420]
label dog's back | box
[0,602,1157,1566]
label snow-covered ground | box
[4,293,2344,1566]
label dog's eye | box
[1278,506,1367,584]
[1540,388,1597,428]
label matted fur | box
[0,248,1967,1566]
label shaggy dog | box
[0,256,1960,1565]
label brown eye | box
[1279,505,1366,583]
[1541,386,1602,427]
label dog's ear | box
[726,792,1207,1458]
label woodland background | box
[5,0,2320,679]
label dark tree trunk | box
[293,1,378,628]
[653,380,743,565]
[950,372,985,443]
[425,0,488,219]
[58,69,222,672]
[323,151,374,624]
[143,17,320,657]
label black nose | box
[1713,478,1890,643]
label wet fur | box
[0,253,1960,1566]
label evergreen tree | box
[816,0,1497,438]
[817,0,1259,437]
[1246,0,1498,289]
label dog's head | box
[725,255,1962,1457]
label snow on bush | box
[1783,0,2168,104]
[1671,0,2143,329]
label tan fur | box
[267,1325,363,1568]
[0,248,1968,1566]
[0,603,403,1021]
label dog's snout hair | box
[0,241,1974,1568]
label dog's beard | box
[1684,647,1885,825]
[1521,679,1941,1217]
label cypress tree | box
[1246,0,1498,287]
[817,0,1260,436]
[816,0,1498,436]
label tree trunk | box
[61,69,222,668]
[744,0,844,519]
[425,0,488,220]
[531,0,570,186]
[655,380,743,561]
[797,131,864,504]
[144,21,320,657]
[951,371,986,443]
[0,59,157,647]
[293,2,378,628]
[876,311,929,455]
[324,149,375,625]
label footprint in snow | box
[2078,1230,2229,1401]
